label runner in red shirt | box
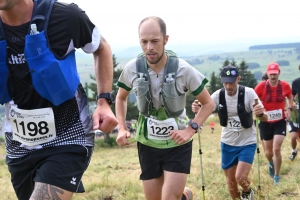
[209,121,215,133]
[254,62,293,185]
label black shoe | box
[290,151,297,161]
[241,188,254,200]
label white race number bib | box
[9,106,56,146]
[227,116,244,131]
[147,118,178,140]
[267,109,283,121]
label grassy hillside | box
[75,48,299,86]
[185,49,298,85]
[0,117,299,199]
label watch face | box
[109,92,116,104]
[191,122,198,129]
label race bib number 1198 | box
[9,106,56,146]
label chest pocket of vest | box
[161,81,186,118]
[135,78,153,117]
[0,40,11,104]
[25,32,79,106]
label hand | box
[169,128,194,145]
[285,109,291,121]
[92,104,118,133]
[116,129,131,146]
[253,103,264,116]
[191,102,200,114]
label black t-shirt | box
[3,2,96,109]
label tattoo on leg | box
[31,183,64,200]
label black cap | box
[220,66,239,83]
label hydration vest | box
[263,80,284,103]
[218,85,253,128]
[0,0,79,106]
[135,51,186,118]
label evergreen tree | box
[208,71,218,94]
[237,60,257,88]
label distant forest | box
[249,42,300,50]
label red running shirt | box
[254,80,292,123]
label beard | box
[146,48,165,65]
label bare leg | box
[30,182,73,200]
[224,165,240,200]
[143,176,164,200]
[272,135,285,176]
[236,161,252,192]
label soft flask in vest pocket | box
[25,31,79,106]
[135,78,153,117]
[0,40,11,104]
[161,81,186,118]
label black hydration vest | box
[218,85,253,128]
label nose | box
[147,42,153,50]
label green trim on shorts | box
[117,81,131,91]
[191,78,208,96]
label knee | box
[226,178,237,191]
[273,146,281,156]
[236,174,250,187]
[264,149,273,158]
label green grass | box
[0,117,300,199]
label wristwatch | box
[96,92,115,105]
[188,120,199,133]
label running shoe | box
[268,162,274,177]
[289,151,297,161]
[274,175,280,185]
[241,188,254,200]
[182,187,193,200]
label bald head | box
[138,16,166,38]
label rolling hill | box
[75,46,300,86]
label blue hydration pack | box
[0,0,80,106]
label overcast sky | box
[63,0,300,52]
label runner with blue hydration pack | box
[0,0,117,199]
[116,16,214,200]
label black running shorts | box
[259,119,287,140]
[137,140,192,180]
[6,145,93,200]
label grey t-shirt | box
[211,85,262,146]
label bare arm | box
[193,88,215,127]
[171,87,214,144]
[92,36,118,132]
[116,88,131,146]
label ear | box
[164,35,169,45]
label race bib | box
[147,118,178,140]
[267,109,283,121]
[296,103,299,110]
[227,116,244,131]
[9,106,56,146]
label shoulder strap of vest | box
[237,85,245,112]
[31,0,56,33]
[136,56,149,80]
[163,56,179,82]
[0,0,56,40]
[0,20,4,41]
[219,87,226,108]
